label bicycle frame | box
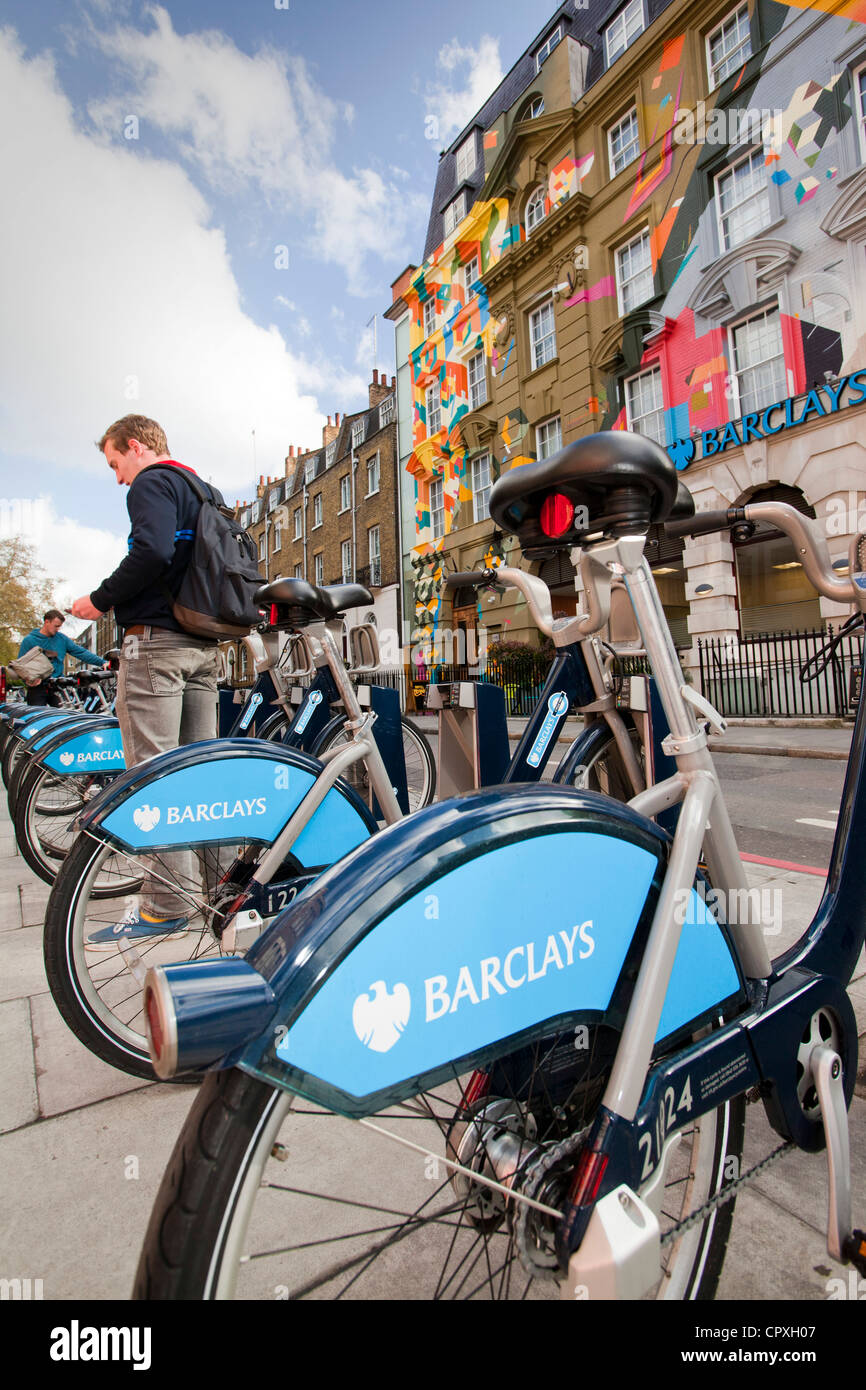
[142,514,866,1296]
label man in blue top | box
[17,609,104,705]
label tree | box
[0,538,55,666]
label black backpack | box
[151,466,265,640]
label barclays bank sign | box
[666,371,866,471]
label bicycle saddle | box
[256,578,374,626]
[320,584,374,615]
[488,430,680,556]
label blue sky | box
[0,0,560,602]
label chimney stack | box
[368,368,391,409]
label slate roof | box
[422,0,678,259]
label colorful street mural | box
[405,196,514,648]
[597,21,856,446]
[405,3,866,649]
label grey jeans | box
[116,628,218,917]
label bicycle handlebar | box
[664,507,744,540]
[443,570,497,590]
[665,500,857,604]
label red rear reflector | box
[145,987,164,1061]
[269,604,279,625]
[568,1148,608,1207]
[463,1070,491,1109]
[540,493,574,538]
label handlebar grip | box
[444,571,495,590]
[664,507,745,540]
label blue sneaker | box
[85,907,189,952]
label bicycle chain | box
[515,1129,795,1274]
[659,1138,794,1246]
[515,1128,590,1279]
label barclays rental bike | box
[42,552,663,1084]
[42,580,438,1079]
[133,431,866,1302]
[13,608,433,891]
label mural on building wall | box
[590,11,860,454]
[405,4,866,650]
[406,196,523,649]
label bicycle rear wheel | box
[43,830,276,1078]
[133,1024,743,1300]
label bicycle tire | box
[256,710,294,744]
[554,721,644,799]
[43,828,277,1078]
[312,715,436,812]
[2,733,26,796]
[42,744,379,1078]
[14,762,92,885]
[133,1034,743,1300]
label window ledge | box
[525,355,559,384]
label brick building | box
[231,371,401,673]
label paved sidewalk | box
[0,783,863,1301]
[407,712,855,761]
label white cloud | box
[425,36,503,145]
[9,496,127,607]
[0,27,328,505]
[85,6,426,295]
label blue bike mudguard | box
[13,710,72,740]
[78,738,377,862]
[233,784,747,1118]
[18,713,104,750]
[24,713,116,754]
[37,719,125,774]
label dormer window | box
[456,133,477,183]
[604,0,645,68]
[526,185,548,236]
[325,441,336,467]
[351,419,365,449]
[304,459,315,485]
[535,25,562,71]
[443,191,467,237]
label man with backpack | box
[71,413,242,945]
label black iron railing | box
[414,651,555,716]
[698,626,863,719]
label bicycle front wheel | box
[133,1028,743,1300]
[313,716,436,812]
